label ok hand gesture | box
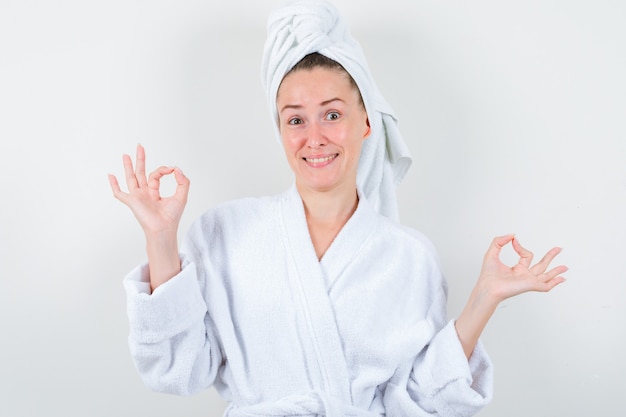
[478,234,568,303]
[455,234,567,359]
[108,144,190,237]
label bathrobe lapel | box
[279,185,365,405]
[319,190,379,292]
[282,186,379,404]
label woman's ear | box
[363,117,371,139]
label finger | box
[122,154,139,191]
[108,174,128,203]
[135,144,148,187]
[541,264,569,283]
[530,247,562,275]
[512,237,534,268]
[147,166,176,196]
[484,234,515,261]
[538,274,567,292]
[172,167,190,204]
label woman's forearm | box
[454,285,499,359]
[145,231,181,292]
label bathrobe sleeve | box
[381,229,493,417]
[123,240,223,396]
[408,289,494,416]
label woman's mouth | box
[303,153,339,164]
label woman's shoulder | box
[374,212,438,253]
[180,191,286,255]
[194,191,284,230]
[362,212,446,297]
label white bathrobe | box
[124,186,493,417]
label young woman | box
[109,2,566,416]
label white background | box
[1,1,624,416]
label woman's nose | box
[306,122,327,147]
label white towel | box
[261,0,412,220]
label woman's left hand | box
[477,234,568,304]
[455,234,568,359]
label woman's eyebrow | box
[279,97,345,114]
[279,103,302,113]
[320,97,344,106]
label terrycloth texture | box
[124,186,494,417]
[261,0,412,220]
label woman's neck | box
[296,181,359,260]
[298,181,358,221]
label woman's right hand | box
[108,144,190,237]
[109,144,190,290]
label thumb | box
[172,167,190,204]
[484,234,515,262]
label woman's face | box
[277,67,370,194]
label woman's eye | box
[288,117,303,125]
[325,112,340,121]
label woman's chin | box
[297,176,349,194]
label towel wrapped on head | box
[261,0,412,220]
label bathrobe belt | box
[225,391,382,417]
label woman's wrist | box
[145,232,181,291]
[455,284,500,359]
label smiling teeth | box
[305,154,337,163]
